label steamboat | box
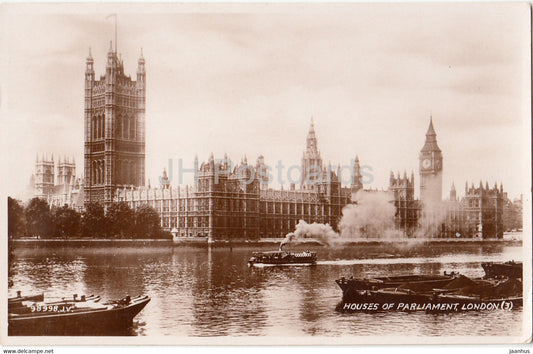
[248,243,317,266]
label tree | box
[82,202,106,238]
[25,197,52,238]
[8,197,26,237]
[106,202,135,238]
[134,204,162,239]
[52,205,81,238]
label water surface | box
[9,241,523,338]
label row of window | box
[91,115,137,140]
[159,217,316,231]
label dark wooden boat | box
[336,274,455,294]
[248,250,317,266]
[336,273,523,313]
[8,294,150,336]
[482,261,522,279]
[337,287,522,313]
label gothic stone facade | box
[84,44,146,206]
[115,123,355,240]
[32,154,84,210]
[390,118,505,239]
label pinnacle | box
[426,116,436,136]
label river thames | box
[8,240,523,338]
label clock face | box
[422,159,431,169]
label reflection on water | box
[9,242,523,337]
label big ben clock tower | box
[419,117,443,205]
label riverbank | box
[9,237,523,249]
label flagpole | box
[106,14,117,54]
[115,14,117,54]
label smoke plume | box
[280,220,338,250]
[339,190,398,239]
[415,199,447,238]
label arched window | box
[94,161,98,184]
[100,160,104,184]
[116,116,122,139]
[123,160,128,185]
[117,160,122,184]
[130,117,135,140]
[96,161,100,184]
[120,160,125,184]
[131,161,136,185]
[96,116,100,139]
[100,116,104,139]
[97,116,101,139]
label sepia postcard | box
[0,2,531,347]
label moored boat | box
[9,291,44,304]
[8,294,150,336]
[335,269,523,313]
[481,261,522,279]
[337,287,522,313]
[335,274,455,294]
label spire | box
[87,47,93,61]
[420,116,441,153]
[301,118,322,189]
[450,181,457,201]
[305,118,318,152]
[109,40,113,53]
[355,154,359,163]
[137,48,145,68]
[426,115,436,137]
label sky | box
[1,3,530,201]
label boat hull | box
[8,296,150,336]
[248,250,317,267]
[482,261,522,279]
[336,274,454,294]
[248,261,316,267]
[337,289,522,313]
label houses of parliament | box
[31,45,522,240]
